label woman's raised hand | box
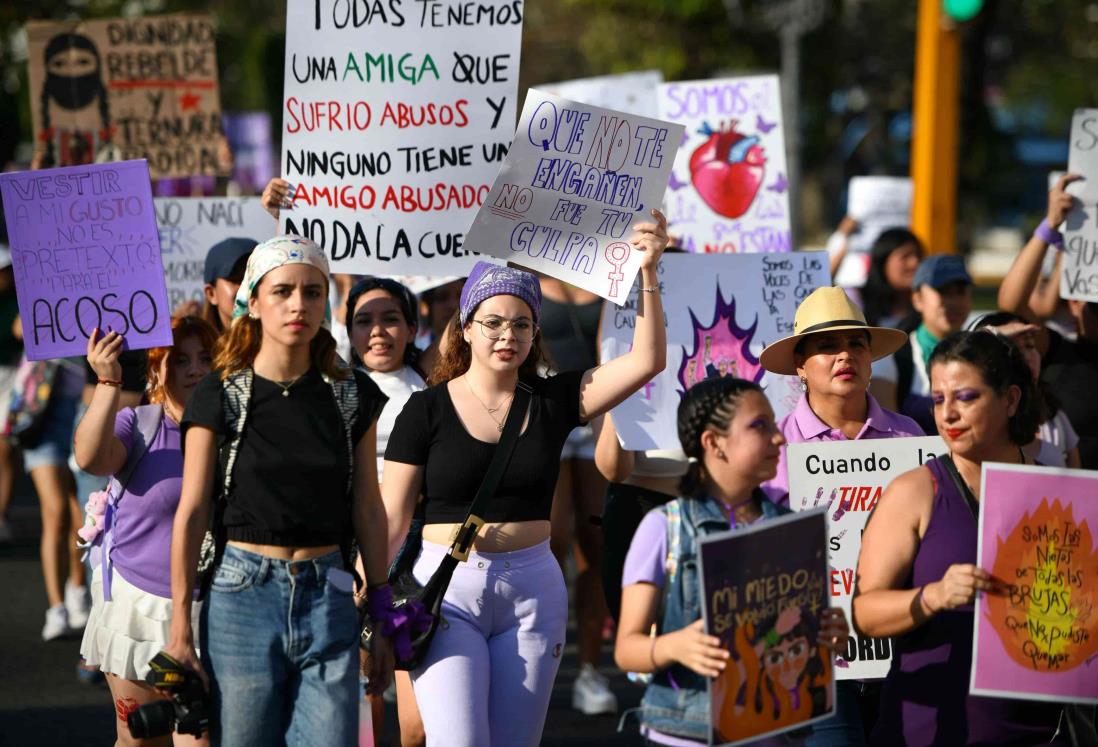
[86,328,123,383]
[631,208,669,272]
[261,178,294,218]
[664,618,729,678]
[1049,173,1082,228]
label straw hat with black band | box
[759,286,909,376]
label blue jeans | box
[201,545,360,747]
[806,680,868,747]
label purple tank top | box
[870,458,1063,746]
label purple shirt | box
[762,393,923,506]
[109,408,182,598]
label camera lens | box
[127,700,176,739]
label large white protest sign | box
[658,75,791,254]
[154,197,275,311]
[788,436,946,679]
[465,89,684,303]
[833,176,914,287]
[1062,109,1098,302]
[600,252,829,449]
[540,71,663,119]
[279,0,523,276]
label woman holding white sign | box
[382,210,669,747]
[758,286,923,747]
[853,330,1065,746]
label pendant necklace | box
[464,375,513,432]
[274,374,304,397]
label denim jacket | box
[641,492,786,741]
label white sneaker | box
[572,663,618,715]
[65,582,91,630]
[42,604,69,641]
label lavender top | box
[761,393,923,506]
[109,408,182,599]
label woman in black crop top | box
[165,236,393,747]
[382,209,670,747]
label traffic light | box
[942,0,984,22]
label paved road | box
[1,483,646,746]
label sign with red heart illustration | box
[465,88,684,304]
[659,75,791,255]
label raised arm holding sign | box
[0,160,172,360]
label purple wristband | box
[366,584,394,620]
[1035,218,1064,250]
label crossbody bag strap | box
[446,381,533,563]
[939,454,980,522]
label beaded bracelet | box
[97,378,122,387]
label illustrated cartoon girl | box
[39,32,112,167]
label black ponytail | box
[677,377,764,498]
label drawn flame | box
[987,498,1098,672]
[677,285,765,391]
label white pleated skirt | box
[80,564,202,681]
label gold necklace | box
[464,375,513,432]
[274,374,305,397]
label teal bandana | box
[232,235,332,330]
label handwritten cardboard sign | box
[26,15,222,179]
[833,176,914,288]
[279,0,522,276]
[658,75,791,255]
[789,436,946,679]
[700,508,835,746]
[540,70,663,119]
[465,89,683,303]
[0,160,173,360]
[154,197,275,312]
[1062,109,1098,302]
[600,252,830,449]
[970,463,1098,704]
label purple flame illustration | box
[677,286,765,392]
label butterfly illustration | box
[756,114,776,134]
[767,173,789,194]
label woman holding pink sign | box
[853,330,1066,746]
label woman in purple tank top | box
[853,331,1066,746]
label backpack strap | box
[221,368,254,499]
[322,371,360,498]
[101,404,164,601]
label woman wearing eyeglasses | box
[382,210,670,747]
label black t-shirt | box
[1042,330,1098,469]
[384,371,584,524]
[182,367,386,546]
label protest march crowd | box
[3,4,1098,747]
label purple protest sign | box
[0,160,172,361]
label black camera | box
[127,651,210,739]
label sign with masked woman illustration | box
[25,15,222,178]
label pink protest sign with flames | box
[600,252,829,450]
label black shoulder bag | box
[938,455,980,521]
[361,381,533,671]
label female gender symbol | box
[604,242,631,298]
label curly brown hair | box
[428,311,546,386]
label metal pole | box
[780,23,801,248]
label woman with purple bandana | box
[382,210,670,746]
[165,236,394,747]
[758,286,922,746]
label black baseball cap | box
[204,238,255,285]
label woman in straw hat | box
[758,286,923,746]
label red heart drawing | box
[688,121,766,219]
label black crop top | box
[384,371,584,524]
[181,368,386,547]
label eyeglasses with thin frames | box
[471,316,537,342]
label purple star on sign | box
[767,173,789,193]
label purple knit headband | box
[458,261,542,326]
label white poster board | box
[465,89,684,303]
[788,437,946,679]
[834,176,913,287]
[540,70,663,119]
[154,197,275,311]
[1062,109,1098,302]
[658,75,791,255]
[600,252,829,449]
[279,0,523,276]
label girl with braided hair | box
[615,377,849,746]
[37,32,112,167]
